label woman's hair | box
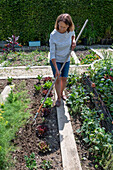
[55,13,75,32]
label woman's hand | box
[71,41,76,51]
[51,59,60,77]
[71,36,76,51]
[55,69,60,77]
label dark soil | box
[70,115,96,170]
[0,78,62,170]
[75,49,91,59]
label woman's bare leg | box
[55,77,61,101]
[61,77,67,96]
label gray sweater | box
[50,29,75,63]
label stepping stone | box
[0,85,15,102]
[55,91,82,170]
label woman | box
[50,13,76,107]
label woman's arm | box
[50,34,60,77]
[51,59,60,77]
[71,35,76,51]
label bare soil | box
[75,49,91,59]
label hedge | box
[0,0,113,45]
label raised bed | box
[0,50,49,67]
[74,49,101,64]
[66,73,113,169]
[0,78,62,169]
[82,73,113,133]
[0,48,103,79]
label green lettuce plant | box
[24,152,37,170]
[41,160,52,169]
[41,97,53,108]
[43,81,52,90]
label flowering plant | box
[3,35,22,54]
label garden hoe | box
[32,19,88,126]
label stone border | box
[1,47,111,79]
[108,48,113,52]
[55,91,82,170]
[0,85,15,102]
[90,48,104,59]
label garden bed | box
[0,50,49,67]
[75,49,100,64]
[0,49,101,68]
[0,78,62,170]
[66,73,113,170]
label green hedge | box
[0,0,113,45]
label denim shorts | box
[50,60,70,77]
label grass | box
[0,81,31,169]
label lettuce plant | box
[34,84,41,91]
[38,141,51,153]
[42,90,53,97]
[41,108,51,117]
[43,81,52,90]
[43,77,52,83]
[36,125,48,137]
[41,97,53,108]
[24,152,37,170]
[37,75,43,83]
[40,160,52,169]
[7,77,13,85]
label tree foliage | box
[0,0,113,45]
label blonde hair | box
[55,13,75,33]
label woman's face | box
[58,21,69,33]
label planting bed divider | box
[82,74,113,133]
[55,91,82,170]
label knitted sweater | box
[50,29,75,63]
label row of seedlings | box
[33,75,54,169]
